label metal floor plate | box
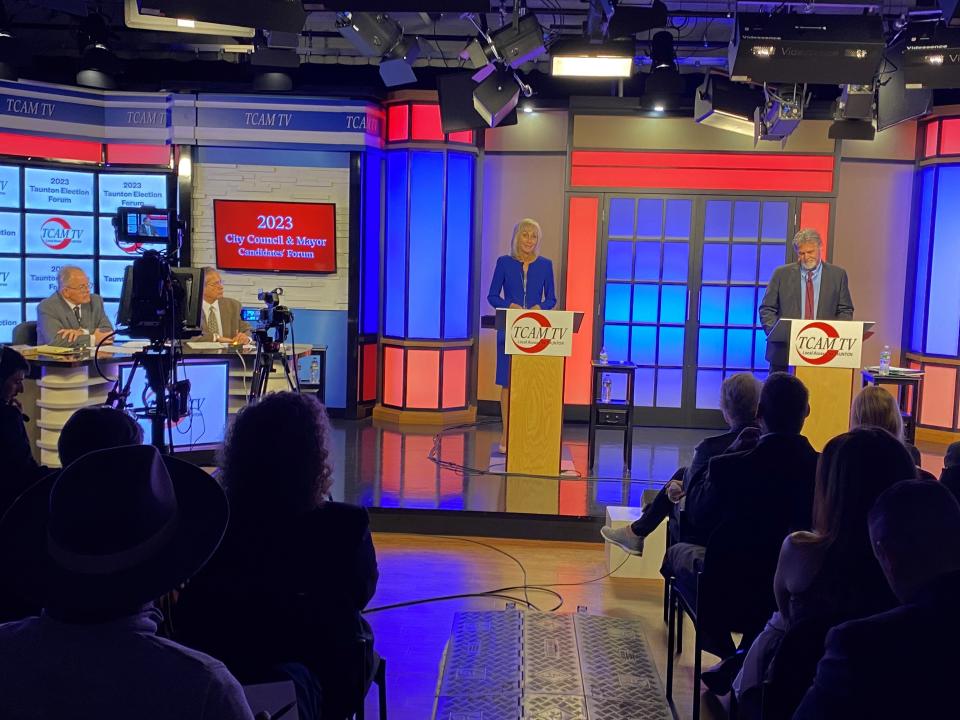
[433,610,670,720]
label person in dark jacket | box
[602,372,761,555]
[940,441,960,502]
[794,479,960,720]
[0,347,45,515]
[175,392,379,720]
[662,372,818,691]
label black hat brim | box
[0,456,227,613]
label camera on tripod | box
[248,288,298,402]
[257,288,293,333]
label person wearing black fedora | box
[0,444,254,720]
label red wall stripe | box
[571,166,833,193]
[0,132,101,163]
[564,196,600,405]
[799,201,831,258]
[573,150,833,172]
[105,143,171,166]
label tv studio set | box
[2,2,960,719]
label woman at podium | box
[487,218,556,454]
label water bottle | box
[598,346,608,365]
[879,345,891,376]
[602,375,613,403]
[309,357,320,384]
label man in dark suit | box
[197,268,251,344]
[758,228,854,372]
[36,266,114,348]
[601,372,761,555]
[794,479,960,719]
[662,372,818,689]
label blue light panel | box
[701,244,729,283]
[656,368,683,407]
[384,151,408,337]
[728,286,756,326]
[700,286,727,325]
[754,329,767,367]
[632,284,658,323]
[730,245,758,283]
[636,199,662,238]
[659,285,687,324]
[444,152,473,339]
[733,201,760,241]
[726,328,754,368]
[704,200,731,241]
[608,198,636,236]
[631,325,657,365]
[699,328,724,367]
[662,242,689,282]
[658,327,684,366]
[605,283,632,323]
[606,241,633,280]
[408,151,444,339]
[913,167,935,353]
[696,369,723,409]
[361,151,382,336]
[926,165,960,355]
[634,367,655,406]
[761,202,788,242]
[603,324,629,361]
[634,242,661,281]
[759,245,784,282]
[664,200,692,239]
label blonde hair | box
[850,386,903,441]
[511,218,542,260]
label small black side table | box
[860,369,923,444]
[588,361,636,473]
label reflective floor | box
[326,418,712,519]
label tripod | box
[248,325,298,402]
[107,341,187,454]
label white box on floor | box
[605,495,667,579]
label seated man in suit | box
[794,479,960,719]
[758,228,854,372]
[663,372,818,691]
[36,266,114,348]
[198,268,251,344]
[601,372,762,555]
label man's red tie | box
[805,274,815,319]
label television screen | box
[0,211,20,253]
[116,359,230,450]
[214,199,337,273]
[117,208,171,243]
[25,212,95,255]
[25,257,94,298]
[98,174,168,214]
[0,166,19,208]
[24,167,94,212]
[0,301,19,342]
[0,257,21,299]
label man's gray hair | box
[793,228,823,249]
[202,266,219,276]
[57,265,85,289]
[719,372,762,426]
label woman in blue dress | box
[487,218,557,453]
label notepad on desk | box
[32,345,79,356]
[185,341,226,350]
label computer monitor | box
[116,359,230,450]
[117,262,204,340]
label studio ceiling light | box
[124,0,255,37]
[336,12,421,87]
[694,75,764,136]
[77,12,120,90]
[473,68,523,128]
[642,30,684,109]
[755,84,807,146]
[550,40,634,78]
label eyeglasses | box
[66,284,91,291]
[205,280,224,287]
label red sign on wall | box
[213,199,337,273]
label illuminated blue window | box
[761,202,788,242]
[609,198,635,236]
[634,242,661,280]
[730,245,758,282]
[759,245,784,282]
[664,200,692,239]
[696,370,723,410]
[754,330,767,367]
[408,151,444,338]
[607,241,633,280]
[384,151,408,337]
[631,326,657,365]
[603,324,629,361]
[728,286,756,326]
[444,152,473,339]
[700,286,727,325]
[656,369,683,407]
[699,328,724,367]
[659,286,687,324]
[605,284,632,323]
[733,201,760,241]
[634,367,655,406]
[361,151,382,336]
[632,284,659,323]
[636,199,662,238]
[912,168,935,352]
[704,201,731,241]
[662,243,689,282]
[702,244,729,283]
[924,166,960,355]
[658,327,685,366]
[726,329,754,368]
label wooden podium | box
[769,319,874,451]
[497,309,582,514]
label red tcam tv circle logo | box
[40,217,82,251]
[794,321,841,365]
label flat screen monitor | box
[115,207,172,244]
[214,199,337,273]
[116,359,230,450]
[117,262,204,339]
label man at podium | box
[759,228,854,372]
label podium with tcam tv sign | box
[770,318,875,451]
[498,309,583,487]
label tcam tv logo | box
[40,217,84,250]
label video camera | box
[117,251,203,342]
[257,288,294,334]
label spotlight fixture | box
[550,39,634,78]
[828,84,876,140]
[461,11,546,80]
[694,75,765,136]
[755,84,807,146]
[641,31,684,109]
[473,68,523,128]
[76,12,120,89]
[253,71,293,92]
[828,119,875,141]
[903,24,960,88]
[336,11,420,87]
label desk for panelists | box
[15,342,316,468]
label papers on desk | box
[32,345,78,356]
[185,341,226,350]
[865,366,924,376]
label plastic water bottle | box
[598,346,608,365]
[879,345,892,376]
[602,375,613,403]
[309,357,320,384]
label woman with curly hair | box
[175,392,378,720]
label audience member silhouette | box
[0,346,45,515]
[57,405,144,466]
[734,427,916,718]
[602,372,761,555]
[175,391,379,720]
[849,385,934,480]
[940,441,960,503]
[662,372,818,693]
[0,445,252,719]
[794,479,960,719]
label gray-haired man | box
[758,228,854,372]
[36,266,114,348]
